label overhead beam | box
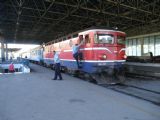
[52,1,146,23]
[105,0,160,17]
[31,0,55,30]
[2,2,146,23]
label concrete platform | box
[0,64,160,120]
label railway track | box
[126,73,160,80]
[66,70,160,106]
[122,84,160,94]
[100,83,160,106]
[73,72,160,106]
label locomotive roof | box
[79,28,126,35]
[46,27,125,45]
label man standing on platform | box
[52,51,63,80]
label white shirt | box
[72,45,81,54]
[54,52,60,63]
[72,40,84,54]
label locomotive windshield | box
[95,34,114,44]
[117,36,125,45]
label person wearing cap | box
[52,51,63,80]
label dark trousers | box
[54,63,62,79]
[73,53,80,68]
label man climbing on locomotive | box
[70,36,84,69]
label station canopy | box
[0,0,160,44]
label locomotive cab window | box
[96,34,114,44]
[117,36,125,45]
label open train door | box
[78,35,84,61]
[78,34,92,68]
[80,34,92,58]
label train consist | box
[22,28,126,84]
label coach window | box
[59,43,61,49]
[47,46,49,53]
[73,33,78,38]
[69,40,73,47]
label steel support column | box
[5,43,8,60]
[0,36,5,62]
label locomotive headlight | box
[99,54,107,60]
[102,54,107,59]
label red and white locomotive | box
[43,28,126,84]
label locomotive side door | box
[78,35,84,61]
[82,34,92,61]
